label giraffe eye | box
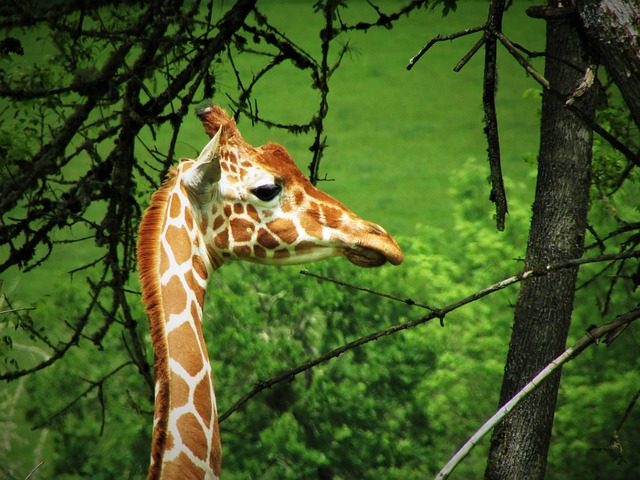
[251,184,282,202]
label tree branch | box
[436,307,640,479]
[219,250,639,422]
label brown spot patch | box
[301,215,323,239]
[162,451,205,479]
[184,208,194,230]
[246,204,260,222]
[267,218,298,244]
[185,271,206,306]
[169,371,190,408]
[161,275,187,315]
[233,245,252,257]
[193,374,213,423]
[160,246,170,275]
[253,244,267,258]
[178,413,208,460]
[215,229,229,250]
[233,203,244,214]
[230,217,255,243]
[212,214,225,231]
[321,205,343,229]
[274,249,291,259]
[295,240,317,253]
[167,321,204,377]
[192,255,208,282]
[169,194,181,219]
[165,225,191,265]
[257,228,280,249]
[199,215,208,233]
[294,189,305,206]
[223,204,232,218]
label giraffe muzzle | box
[341,221,403,268]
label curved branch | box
[219,249,640,422]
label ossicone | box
[196,103,236,139]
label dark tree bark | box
[576,0,640,130]
[484,3,597,479]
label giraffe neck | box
[139,176,221,479]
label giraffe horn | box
[182,127,222,196]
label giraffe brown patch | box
[220,160,229,172]
[192,254,207,282]
[165,225,191,265]
[223,204,232,218]
[169,194,181,219]
[162,275,187,315]
[185,271,206,306]
[212,214,225,231]
[211,411,221,477]
[165,430,174,451]
[233,245,252,257]
[274,249,291,259]
[178,413,209,461]
[246,204,260,222]
[162,452,205,479]
[321,205,343,229]
[199,215,208,233]
[184,207,194,230]
[253,244,267,258]
[233,203,244,214]
[230,217,255,243]
[294,189,305,206]
[167,321,204,377]
[159,245,170,276]
[193,373,213,424]
[267,218,297,244]
[257,228,279,249]
[169,370,190,408]
[228,162,238,174]
[215,229,229,250]
[301,214,323,239]
[295,240,316,253]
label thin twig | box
[494,31,550,90]
[435,308,640,479]
[219,250,640,423]
[31,361,134,431]
[407,25,485,71]
[300,269,439,312]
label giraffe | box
[137,104,403,479]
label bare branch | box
[436,308,640,479]
[220,250,640,422]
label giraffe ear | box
[182,127,222,196]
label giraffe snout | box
[340,219,403,267]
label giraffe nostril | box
[366,222,387,235]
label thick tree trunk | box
[576,0,640,130]
[484,4,596,480]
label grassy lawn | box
[2,1,546,300]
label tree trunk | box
[576,0,640,130]
[484,3,596,479]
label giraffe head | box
[177,104,403,270]
[138,104,403,479]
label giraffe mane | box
[137,168,178,477]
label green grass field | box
[4,4,640,480]
[2,1,546,301]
